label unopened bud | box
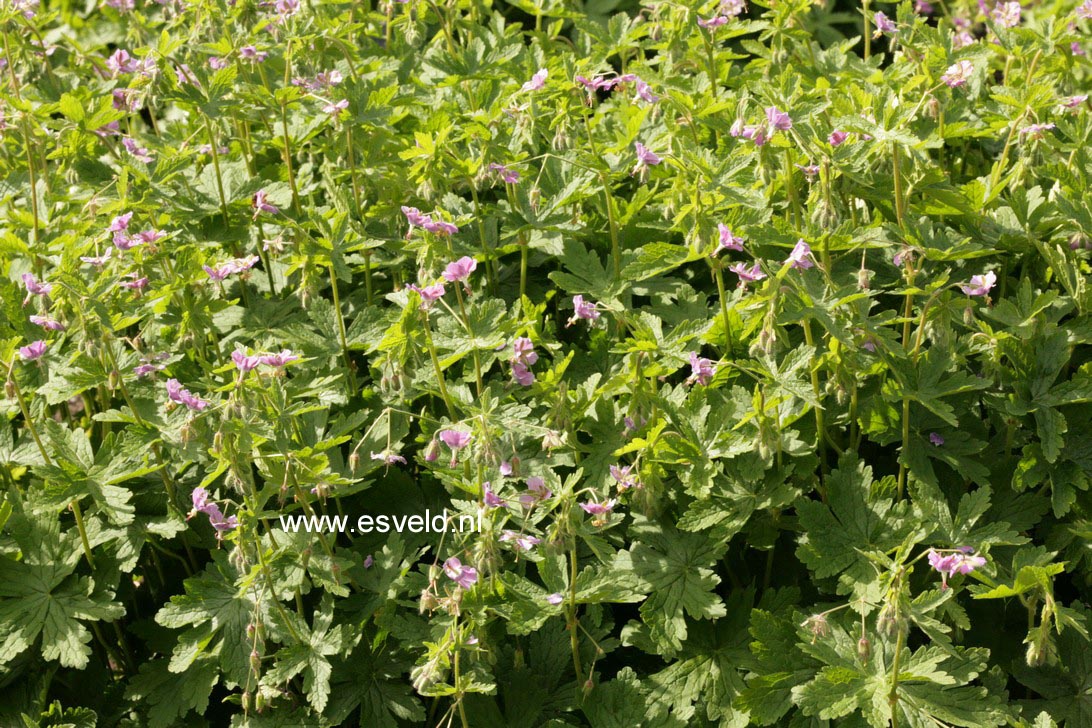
[349,452,361,473]
[250,649,261,673]
[963,305,975,327]
[857,636,871,662]
[212,431,223,455]
[108,370,120,390]
[424,439,441,462]
[4,380,15,399]
[857,267,871,291]
[255,691,266,712]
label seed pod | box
[857,267,872,291]
[963,305,975,327]
[348,452,361,474]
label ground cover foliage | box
[1,0,1091,724]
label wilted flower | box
[1062,95,1087,109]
[802,614,831,642]
[442,256,477,283]
[443,557,478,589]
[714,224,744,255]
[18,340,48,361]
[370,451,407,465]
[521,68,547,92]
[787,239,814,270]
[941,60,974,88]
[728,262,766,287]
[568,295,600,326]
[720,0,746,15]
[80,249,113,267]
[698,15,729,28]
[686,352,716,386]
[323,99,349,117]
[960,270,996,296]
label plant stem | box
[328,265,357,394]
[713,266,735,358]
[601,173,622,278]
[423,317,457,418]
[467,182,496,295]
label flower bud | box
[108,370,120,390]
[857,267,871,291]
[242,690,251,713]
[4,380,15,399]
[348,451,361,473]
[963,305,975,327]
[424,439,441,462]
[857,636,871,662]
[877,602,903,638]
[255,690,266,713]
[250,649,261,673]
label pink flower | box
[686,352,716,386]
[960,270,996,296]
[568,295,600,326]
[189,488,239,538]
[765,106,792,131]
[576,75,617,92]
[119,274,149,291]
[990,1,1021,27]
[546,592,564,605]
[108,212,133,232]
[258,350,298,367]
[323,99,349,117]
[253,189,278,218]
[423,218,458,236]
[1062,95,1087,109]
[610,464,641,490]
[1080,0,1092,18]
[29,315,65,331]
[787,239,814,270]
[18,340,47,360]
[1072,42,1086,56]
[915,0,934,12]
[21,273,52,305]
[698,15,729,28]
[122,137,153,162]
[580,499,617,516]
[275,0,299,16]
[633,142,661,170]
[941,60,974,88]
[439,429,472,450]
[1019,122,1055,140]
[633,79,659,104]
[829,130,848,146]
[489,163,520,184]
[519,476,551,508]
[873,11,896,35]
[442,256,477,283]
[239,45,268,62]
[728,262,766,287]
[521,68,547,92]
[720,0,746,15]
[482,482,504,508]
[929,432,945,446]
[443,557,478,589]
[512,337,538,366]
[204,256,259,281]
[500,530,541,552]
[107,49,136,75]
[165,378,210,411]
[739,123,769,146]
[232,350,262,373]
[953,31,976,50]
[927,548,986,589]
[714,224,744,255]
[80,249,112,267]
[512,361,535,387]
[407,283,446,309]
[370,451,407,465]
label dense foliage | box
[2,0,1092,725]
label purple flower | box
[519,476,551,507]
[576,75,617,92]
[80,249,112,267]
[253,189,278,218]
[439,429,472,450]
[109,212,133,232]
[22,273,52,304]
[633,142,662,175]
[190,486,214,516]
[208,56,227,70]
[500,530,541,552]
[927,548,986,589]
[739,124,769,146]
[232,350,262,373]
[370,451,407,465]
[915,0,934,12]
[401,206,428,237]
[1072,42,1086,56]
[580,498,617,516]
[873,11,896,35]
[720,0,746,15]
[787,239,814,270]
[442,256,477,283]
[511,337,538,366]
[698,15,729,28]
[1080,0,1092,18]
[633,79,659,104]
[239,45,268,62]
[134,362,161,377]
[960,270,997,296]
[765,106,792,131]
[443,557,478,589]
[521,68,547,92]
[107,49,136,75]
[119,275,149,291]
[204,256,259,281]
[714,224,744,255]
[610,464,641,490]
[258,350,299,367]
[408,283,446,309]
[363,554,374,569]
[686,352,716,386]
[953,31,976,50]
[29,315,65,331]
[941,60,974,88]
[275,0,299,16]
[482,482,504,508]
[165,378,210,411]
[422,219,459,236]
[990,1,1021,27]
[829,130,848,146]
[1019,122,1055,140]
[546,592,564,605]
[929,432,945,446]
[728,262,766,287]
[1062,95,1087,109]
[122,137,153,162]
[323,99,349,117]
[512,362,535,387]
[18,340,47,361]
[567,295,600,326]
[499,460,514,477]
[489,163,520,184]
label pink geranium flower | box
[728,262,766,287]
[443,556,478,589]
[960,270,996,296]
[442,256,477,283]
[18,340,48,361]
[686,352,716,386]
[941,60,974,88]
[787,239,814,270]
[567,295,600,326]
[521,68,547,92]
[714,224,744,255]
